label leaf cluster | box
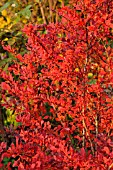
[0,0,113,169]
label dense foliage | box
[0,0,68,134]
[0,0,113,169]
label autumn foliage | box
[0,0,113,169]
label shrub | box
[0,0,113,169]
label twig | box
[38,0,47,24]
[82,118,95,155]
[95,114,98,153]
[48,0,53,23]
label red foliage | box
[0,0,113,169]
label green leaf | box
[17,5,32,18]
[16,31,22,36]
[3,157,10,165]
[8,38,16,45]
[87,79,97,85]
[3,63,9,71]
[0,56,16,67]
[0,1,13,12]
[11,158,15,164]
[13,16,21,24]
[107,38,113,48]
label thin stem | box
[82,113,85,147]
[53,0,58,10]
[95,114,98,153]
[83,118,95,155]
[55,6,58,23]
[48,0,53,23]
[38,0,47,24]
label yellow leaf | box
[3,38,8,41]
[1,10,7,17]
[88,73,93,78]
[75,68,79,72]
[6,17,11,24]
[22,19,27,24]
[0,17,4,22]
[7,117,11,123]
[8,24,13,29]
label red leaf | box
[16,54,23,61]
[103,147,110,155]
[72,125,76,131]
[31,163,35,168]
[44,115,49,119]
[1,82,11,91]
[1,153,11,161]
[18,162,24,170]
[13,160,18,167]
[0,142,7,149]
[80,148,86,158]
[37,161,41,168]
[88,25,95,31]
[0,163,4,168]
[103,156,109,163]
